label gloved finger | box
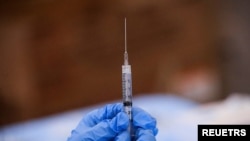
[132,107,158,136]
[115,131,130,141]
[82,103,123,127]
[68,112,129,141]
[136,128,156,141]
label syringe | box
[122,18,135,140]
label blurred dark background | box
[0,0,249,126]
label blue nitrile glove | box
[67,103,158,141]
[116,107,158,141]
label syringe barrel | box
[122,65,133,119]
[122,64,135,140]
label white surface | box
[0,93,250,141]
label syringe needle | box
[125,17,127,53]
[124,17,129,65]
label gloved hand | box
[67,103,158,141]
